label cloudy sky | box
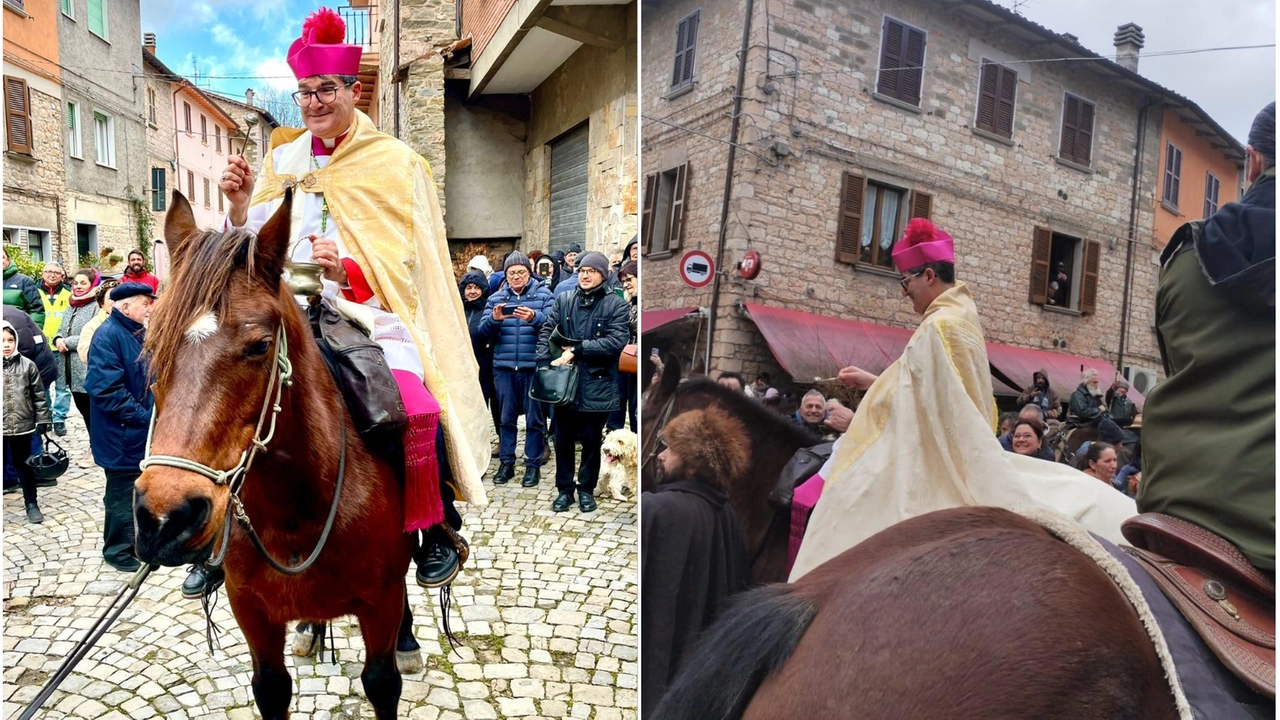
[992,0,1275,144]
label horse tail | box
[652,583,817,720]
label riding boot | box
[416,525,463,588]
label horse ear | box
[164,191,198,262]
[254,188,293,285]
[660,353,682,397]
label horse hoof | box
[396,649,424,674]
[291,625,321,657]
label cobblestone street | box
[3,413,638,720]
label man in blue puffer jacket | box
[479,252,555,487]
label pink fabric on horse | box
[287,8,363,80]
[892,218,955,273]
[394,370,443,532]
[788,474,825,575]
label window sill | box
[871,92,923,115]
[95,162,117,171]
[69,154,83,161]
[852,263,900,280]
[5,151,37,164]
[90,31,110,44]
[644,250,676,261]
[4,1,28,18]
[147,121,157,129]
[1041,304,1082,317]
[1160,200,1181,216]
[665,83,695,101]
[1054,157,1094,175]
[971,126,1015,147]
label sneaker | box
[415,539,460,588]
[25,503,43,523]
[53,422,67,437]
[521,466,540,488]
[578,491,597,514]
[552,492,573,513]
[182,564,226,599]
[492,460,515,485]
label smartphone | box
[650,348,660,358]
[500,305,517,317]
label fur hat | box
[662,407,750,489]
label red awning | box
[641,307,698,334]
[985,343,1144,410]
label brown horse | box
[653,506,1183,720]
[642,356,816,583]
[132,191,414,720]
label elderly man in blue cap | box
[84,282,156,572]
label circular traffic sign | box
[737,250,762,280]
[679,249,715,288]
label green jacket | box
[2,264,44,328]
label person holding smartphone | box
[478,252,556,487]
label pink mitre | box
[287,7,363,80]
[892,218,955,274]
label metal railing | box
[338,3,379,50]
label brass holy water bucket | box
[285,262,325,298]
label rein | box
[640,392,678,476]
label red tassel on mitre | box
[303,7,347,44]
[902,218,938,246]
[892,217,955,273]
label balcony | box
[339,2,380,119]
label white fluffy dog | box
[599,428,638,502]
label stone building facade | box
[142,48,178,239]
[641,0,1222,399]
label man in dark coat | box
[480,252,556,486]
[1016,368,1061,421]
[537,251,629,513]
[641,406,751,717]
[1139,102,1276,574]
[84,283,156,572]
[460,270,501,448]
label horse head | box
[133,189,305,567]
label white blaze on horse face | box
[185,312,219,344]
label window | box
[215,125,222,153]
[147,88,156,125]
[67,101,82,158]
[876,17,927,106]
[151,167,166,211]
[670,11,699,91]
[1028,226,1100,314]
[834,172,933,267]
[76,223,98,260]
[641,164,690,256]
[4,76,32,155]
[218,187,224,212]
[201,115,207,143]
[60,0,71,18]
[1162,143,1182,208]
[93,111,114,167]
[203,178,211,207]
[2,228,50,263]
[87,0,107,40]
[1058,93,1095,167]
[1204,172,1220,218]
[5,0,25,12]
[975,60,1017,138]
[187,170,195,199]
[184,102,191,134]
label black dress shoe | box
[578,491,597,513]
[182,564,226,599]
[415,539,460,588]
[521,466,540,488]
[552,492,573,512]
[492,460,516,485]
[107,556,141,572]
[25,503,43,523]
[53,422,67,437]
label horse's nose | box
[134,491,211,565]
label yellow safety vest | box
[40,286,71,340]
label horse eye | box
[245,339,271,358]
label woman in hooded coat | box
[460,270,501,447]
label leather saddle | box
[1122,513,1275,699]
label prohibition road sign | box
[679,250,715,288]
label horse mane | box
[672,377,816,448]
[145,228,261,389]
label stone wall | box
[522,144,551,250]
[390,0,457,213]
[585,93,639,258]
[3,82,68,261]
[641,0,1165,385]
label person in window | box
[1048,262,1070,306]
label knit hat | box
[567,243,583,255]
[576,251,609,276]
[467,255,493,277]
[892,218,955,274]
[287,8,363,80]
[662,407,750,489]
[503,251,531,273]
[1248,102,1275,162]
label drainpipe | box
[704,0,755,372]
[393,0,402,138]
[1116,98,1158,376]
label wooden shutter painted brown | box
[975,63,998,133]
[835,172,866,264]
[5,77,33,155]
[671,12,699,88]
[641,173,657,255]
[1078,239,1100,314]
[901,26,926,105]
[1074,100,1094,166]
[910,189,932,220]
[877,18,905,99]
[187,170,194,198]
[994,66,1017,137]
[668,164,689,252]
[1059,95,1078,161]
[1028,226,1051,305]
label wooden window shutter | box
[1170,147,1181,205]
[671,13,698,88]
[672,20,687,87]
[188,170,194,197]
[87,0,105,37]
[641,173,657,255]
[975,63,998,133]
[910,189,932,220]
[835,172,866,264]
[1028,226,1051,305]
[203,178,211,207]
[877,18,905,99]
[1074,100,1094,166]
[668,163,690,252]
[5,77,32,155]
[901,26,926,105]
[1059,95,1078,161]
[1163,144,1176,203]
[994,66,1017,137]
[1078,239,1101,314]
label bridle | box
[140,324,348,575]
[640,391,678,478]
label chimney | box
[1060,33,1078,45]
[143,32,157,54]
[1113,23,1145,73]
[245,88,256,107]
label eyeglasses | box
[899,271,923,290]
[291,84,352,106]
